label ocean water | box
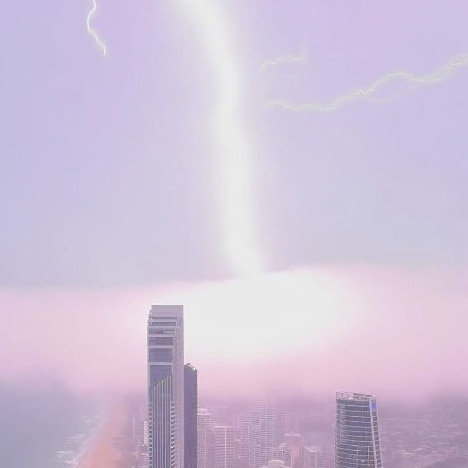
[48,405,104,467]
[0,384,103,468]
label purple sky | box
[1,1,468,397]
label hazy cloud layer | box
[1,266,466,401]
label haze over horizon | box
[1,0,468,402]
[0,264,467,401]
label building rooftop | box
[148,304,183,319]
[336,391,375,401]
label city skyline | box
[0,0,467,404]
[144,302,383,467]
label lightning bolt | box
[181,1,263,277]
[261,47,307,70]
[261,36,309,70]
[86,0,107,56]
[266,53,468,112]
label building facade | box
[284,433,302,468]
[247,396,285,468]
[185,364,198,468]
[147,305,184,468]
[335,392,382,468]
[272,445,292,467]
[198,408,214,468]
[213,426,236,468]
[303,447,324,468]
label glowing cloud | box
[266,53,468,112]
[1,265,468,399]
[86,0,107,56]
[181,1,262,276]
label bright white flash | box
[182,1,262,276]
[86,0,107,56]
[266,53,468,112]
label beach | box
[78,399,128,468]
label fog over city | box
[1,265,467,400]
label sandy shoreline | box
[78,399,128,468]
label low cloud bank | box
[0,265,466,401]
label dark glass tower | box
[335,392,382,468]
[185,363,198,468]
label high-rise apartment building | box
[271,444,292,467]
[247,396,285,468]
[284,433,302,468]
[213,426,236,468]
[335,392,382,468]
[185,363,198,468]
[198,408,214,468]
[147,305,184,468]
[302,447,324,468]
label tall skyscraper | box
[247,396,285,468]
[198,408,213,468]
[213,426,236,468]
[335,392,382,468]
[147,305,184,468]
[185,363,198,468]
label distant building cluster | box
[195,398,326,468]
[136,305,383,468]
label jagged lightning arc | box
[181,0,263,277]
[266,53,468,112]
[261,48,307,70]
[86,0,107,56]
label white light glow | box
[182,1,262,277]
